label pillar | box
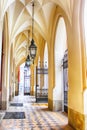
[15,67,19,96]
[30,65,35,95]
[66,1,87,129]
[40,60,44,89]
[12,58,16,97]
[9,45,14,101]
[1,13,10,110]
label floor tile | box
[0,95,74,130]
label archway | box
[53,17,67,111]
[18,63,31,96]
[44,42,48,89]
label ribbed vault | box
[0,0,73,67]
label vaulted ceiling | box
[0,0,73,67]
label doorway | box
[18,63,30,95]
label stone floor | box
[0,95,74,130]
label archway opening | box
[53,17,67,112]
[18,63,31,96]
[44,42,48,89]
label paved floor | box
[0,95,74,130]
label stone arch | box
[47,5,71,111]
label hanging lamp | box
[25,31,31,67]
[29,1,37,62]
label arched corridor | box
[0,0,87,130]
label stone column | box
[9,45,14,100]
[15,67,19,96]
[30,65,35,95]
[66,1,87,129]
[12,58,16,97]
[1,13,10,110]
[40,60,44,89]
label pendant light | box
[29,1,37,62]
[25,30,31,67]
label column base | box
[9,95,12,101]
[68,108,87,130]
[53,100,62,111]
[48,98,53,111]
[0,101,7,110]
[30,91,34,96]
[12,92,15,97]
[15,91,19,96]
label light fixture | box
[25,30,31,67]
[26,54,31,67]
[29,1,37,62]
